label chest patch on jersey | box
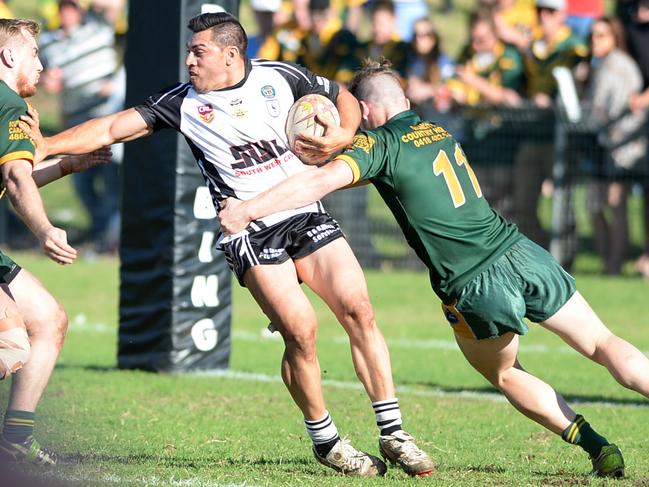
[261,85,276,98]
[197,104,214,124]
[351,134,375,154]
[266,100,280,117]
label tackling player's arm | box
[31,148,112,188]
[20,108,151,158]
[218,158,355,235]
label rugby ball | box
[285,94,341,156]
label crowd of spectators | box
[2,0,649,276]
[249,0,649,277]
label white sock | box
[304,410,339,445]
[373,398,402,435]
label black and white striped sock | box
[373,398,403,436]
[304,411,340,457]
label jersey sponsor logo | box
[229,139,293,175]
[261,85,276,98]
[225,98,247,118]
[7,120,32,142]
[197,104,215,124]
[401,123,450,147]
[266,100,280,117]
[351,134,375,154]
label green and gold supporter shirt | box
[524,25,588,97]
[0,80,35,170]
[454,41,524,105]
[338,110,523,302]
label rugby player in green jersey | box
[0,18,110,466]
[217,60,649,478]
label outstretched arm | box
[20,107,151,159]
[31,148,112,188]
[218,159,355,234]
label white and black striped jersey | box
[134,58,339,243]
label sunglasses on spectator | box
[415,31,435,38]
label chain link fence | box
[325,104,649,272]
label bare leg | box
[7,269,67,412]
[296,238,395,402]
[541,291,649,397]
[455,331,575,434]
[243,261,325,420]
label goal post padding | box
[119,0,239,372]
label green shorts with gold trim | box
[441,237,576,340]
[0,250,20,285]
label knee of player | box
[52,306,69,348]
[0,317,30,380]
[341,297,376,329]
[281,327,318,357]
[31,304,68,349]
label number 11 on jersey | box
[433,144,482,208]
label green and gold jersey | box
[524,26,588,97]
[0,80,35,168]
[338,110,522,301]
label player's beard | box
[16,73,37,98]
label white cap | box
[536,0,565,10]
[250,0,281,12]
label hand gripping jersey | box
[134,59,339,243]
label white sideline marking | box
[187,368,649,410]
[68,318,649,357]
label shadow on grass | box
[56,452,314,469]
[399,379,649,409]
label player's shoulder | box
[147,82,192,104]
[251,59,312,80]
[0,82,27,114]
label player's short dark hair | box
[188,12,248,55]
[0,19,40,47]
[348,58,401,101]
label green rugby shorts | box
[0,250,20,285]
[441,238,576,340]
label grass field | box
[0,252,648,486]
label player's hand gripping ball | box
[285,94,340,162]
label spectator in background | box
[0,1,13,19]
[451,12,524,107]
[447,12,525,220]
[405,17,454,109]
[512,0,587,264]
[39,0,123,253]
[493,0,538,50]
[331,0,367,32]
[587,17,647,275]
[566,0,603,40]
[256,1,308,61]
[390,0,429,42]
[361,0,410,78]
[627,0,649,278]
[249,0,282,57]
[296,0,361,85]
